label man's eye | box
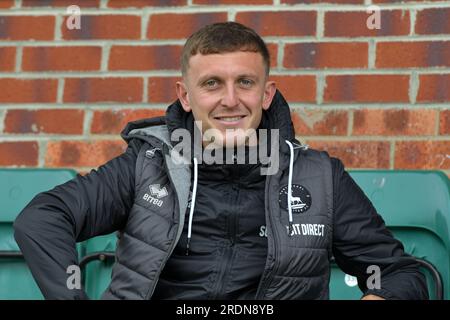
[204,80,218,88]
[239,79,253,87]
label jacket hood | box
[121,115,166,142]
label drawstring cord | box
[186,157,198,255]
[285,140,295,237]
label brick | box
[22,46,102,71]
[108,0,186,7]
[376,41,450,68]
[63,78,143,103]
[22,0,99,7]
[148,77,180,103]
[291,109,348,136]
[62,15,140,40]
[0,79,57,103]
[325,10,410,37]
[440,110,450,135]
[91,109,165,134]
[147,13,227,39]
[353,109,436,136]
[417,74,450,103]
[307,140,390,168]
[284,42,368,69]
[109,45,182,71]
[324,75,409,103]
[267,43,278,69]
[0,0,14,8]
[0,142,38,166]
[395,141,450,169]
[4,109,84,134]
[416,8,450,35]
[194,0,271,3]
[269,76,316,103]
[0,16,55,41]
[283,0,363,3]
[0,47,15,71]
[374,0,443,3]
[45,140,127,167]
[236,11,316,37]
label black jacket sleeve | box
[331,158,429,300]
[13,139,142,300]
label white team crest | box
[290,196,306,210]
[279,184,312,214]
[149,184,168,199]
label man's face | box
[176,51,276,147]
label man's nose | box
[221,84,239,108]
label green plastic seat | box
[330,170,450,300]
[0,169,77,300]
[81,233,117,299]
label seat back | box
[82,233,117,299]
[0,169,77,299]
[330,170,450,300]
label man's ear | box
[262,80,276,111]
[176,81,191,112]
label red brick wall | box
[0,0,449,176]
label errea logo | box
[143,184,168,207]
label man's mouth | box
[214,116,246,122]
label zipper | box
[229,182,239,247]
[211,181,239,299]
[211,244,234,299]
[145,143,185,299]
[255,174,280,299]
